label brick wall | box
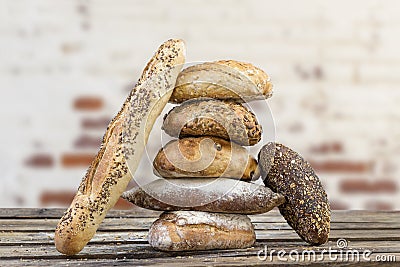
[1,0,399,209]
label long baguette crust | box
[54,39,186,255]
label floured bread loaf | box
[170,60,273,103]
[122,178,285,214]
[148,211,256,251]
[162,99,262,146]
[54,39,186,255]
[153,136,259,180]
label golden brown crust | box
[162,99,262,146]
[170,60,273,103]
[54,39,186,255]
[148,211,255,251]
[122,178,285,214]
[153,136,259,180]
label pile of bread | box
[54,39,330,256]
[123,60,286,251]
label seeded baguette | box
[148,211,256,251]
[162,99,262,146]
[54,39,186,255]
[153,136,259,180]
[170,60,273,103]
[122,178,285,214]
[258,142,331,245]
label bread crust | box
[162,99,262,146]
[170,60,273,103]
[258,142,331,245]
[54,39,186,255]
[153,136,259,180]
[122,178,285,214]
[148,211,255,251]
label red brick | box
[40,191,74,206]
[25,153,54,168]
[61,153,95,167]
[81,117,111,129]
[40,191,134,210]
[310,160,372,173]
[113,198,135,210]
[73,96,103,111]
[329,200,349,210]
[340,179,397,194]
[310,142,343,154]
[74,135,102,148]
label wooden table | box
[0,209,399,266]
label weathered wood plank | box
[1,218,399,232]
[1,228,400,246]
[2,254,399,267]
[1,241,399,262]
[0,209,399,266]
[1,209,399,223]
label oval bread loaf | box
[258,142,331,245]
[54,39,186,255]
[153,136,259,180]
[170,60,273,103]
[148,211,256,251]
[162,99,262,146]
[122,178,285,214]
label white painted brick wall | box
[1,0,399,209]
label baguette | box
[54,39,186,255]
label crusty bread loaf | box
[122,178,285,214]
[170,60,273,103]
[54,39,186,255]
[148,211,255,251]
[258,142,331,245]
[153,136,259,180]
[162,99,262,146]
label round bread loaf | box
[170,60,273,103]
[148,211,256,251]
[54,39,186,255]
[122,178,285,214]
[153,136,259,180]
[258,142,331,245]
[162,99,262,146]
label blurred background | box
[1,0,399,210]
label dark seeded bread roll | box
[122,178,285,214]
[170,60,273,103]
[258,142,331,245]
[153,136,259,180]
[54,39,186,255]
[148,211,256,251]
[162,99,262,146]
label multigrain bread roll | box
[148,211,256,251]
[170,60,273,103]
[153,136,259,180]
[122,178,285,214]
[162,99,262,146]
[258,142,331,245]
[54,39,186,255]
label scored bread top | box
[170,60,273,103]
